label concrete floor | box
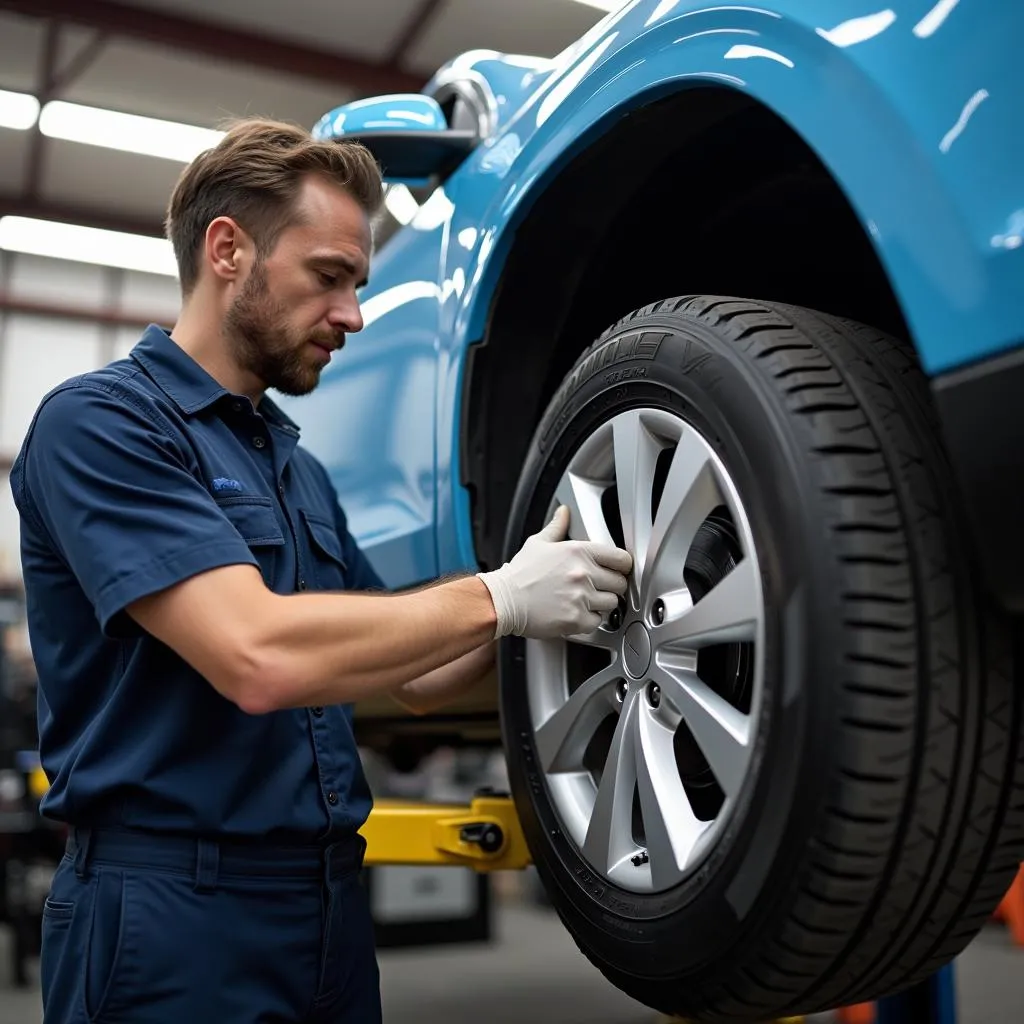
[0,895,1020,1023]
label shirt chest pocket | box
[217,497,285,585]
[299,509,348,591]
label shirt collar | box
[129,324,300,433]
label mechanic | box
[9,117,633,1024]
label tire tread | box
[557,296,1023,1021]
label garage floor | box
[0,891,1020,1023]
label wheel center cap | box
[621,621,652,679]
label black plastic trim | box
[931,342,1024,614]
[339,129,477,180]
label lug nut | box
[652,599,665,625]
[608,607,622,630]
[647,682,661,708]
[616,680,628,702]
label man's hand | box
[476,505,632,639]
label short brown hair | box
[166,117,384,295]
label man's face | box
[224,174,372,397]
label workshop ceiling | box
[0,0,612,240]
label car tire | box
[497,295,1024,1022]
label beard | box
[223,261,340,397]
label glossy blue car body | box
[278,0,1024,605]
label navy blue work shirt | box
[10,324,386,843]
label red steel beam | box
[0,194,165,238]
[0,293,167,328]
[0,0,426,95]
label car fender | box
[435,0,1024,572]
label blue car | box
[279,2,1024,1019]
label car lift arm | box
[360,793,532,870]
[358,793,959,1024]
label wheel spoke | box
[635,707,705,887]
[612,411,661,590]
[534,661,622,774]
[532,405,765,895]
[565,626,620,651]
[642,428,722,603]
[582,695,639,874]
[652,557,760,649]
[554,472,614,546]
[654,665,751,798]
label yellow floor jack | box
[359,791,959,1024]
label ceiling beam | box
[23,23,110,202]
[0,292,166,329]
[0,194,165,238]
[22,19,62,202]
[386,0,446,66]
[0,0,426,95]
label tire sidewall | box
[499,318,841,978]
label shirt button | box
[297,578,307,591]
[252,436,266,449]
[312,706,324,717]
[232,400,243,412]
[327,791,338,805]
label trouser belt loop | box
[72,827,93,880]
[193,838,220,894]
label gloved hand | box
[477,505,633,639]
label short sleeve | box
[13,381,259,635]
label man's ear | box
[204,216,251,283]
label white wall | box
[0,250,182,588]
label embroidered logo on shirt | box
[212,477,244,493]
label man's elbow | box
[125,565,299,714]
[213,642,295,716]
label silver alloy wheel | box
[525,407,766,894]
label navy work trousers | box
[39,827,381,1024]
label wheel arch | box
[457,83,912,572]
[440,8,1002,574]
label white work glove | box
[477,505,633,639]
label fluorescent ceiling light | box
[0,88,40,131]
[0,216,178,277]
[39,100,224,163]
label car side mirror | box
[311,94,476,184]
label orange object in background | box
[834,1004,875,1023]
[992,864,1024,945]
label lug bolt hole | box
[608,607,622,630]
[647,682,661,708]
[616,680,628,702]
[652,599,665,625]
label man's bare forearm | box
[391,640,497,715]
[249,574,498,712]
[127,505,631,717]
